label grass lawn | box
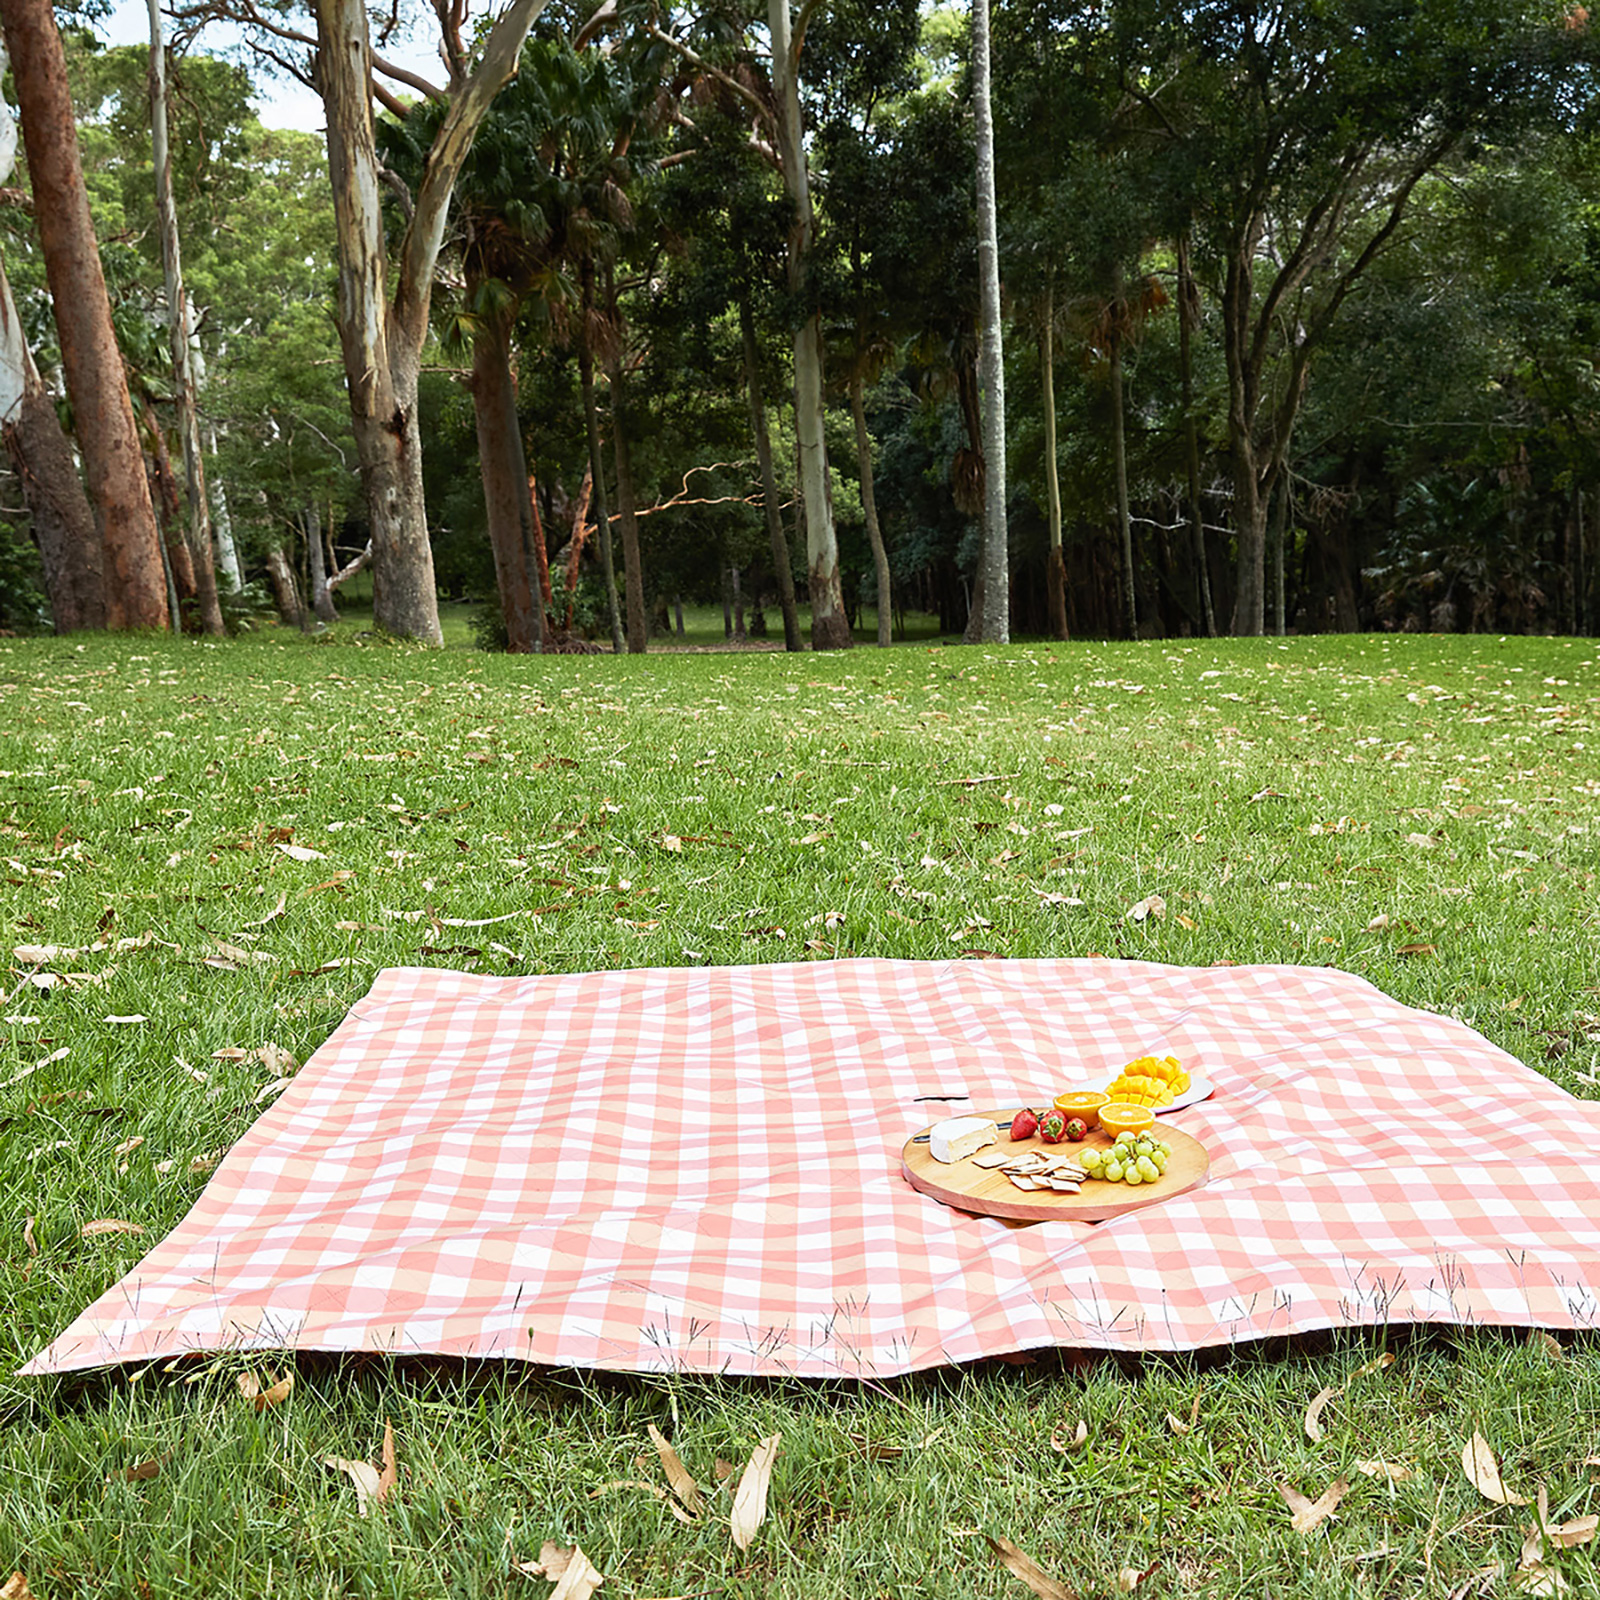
[1,626,1598,1598]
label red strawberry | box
[1064,1116,1088,1142]
[1009,1107,1039,1141]
[1037,1107,1068,1144]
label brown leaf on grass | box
[242,893,288,928]
[1463,1432,1529,1505]
[1529,1331,1565,1360]
[237,1371,293,1412]
[729,1433,780,1551]
[323,1455,382,1515]
[81,1219,146,1238]
[1524,1486,1599,1558]
[1446,1563,1505,1600]
[983,1534,1081,1600]
[713,1457,736,1482]
[1,1573,34,1600]
[1049,1420,1088,1454]
[22,1216,36,1257]
[308,872,355,893]
[588,1479,698,1524]
[1279,1477,1349,1533]
[1395,943,1437,957]
[516,1542,604,1599]
[1119,1562,1157,1592]
[1165,1411,1192,1437]
[377,1419,398,1504]
[1126,894,1166,923]
[1355,1460,1415,1482]
[115,1456,164,1483]
[274,842,326,862]
[1305,1386,1338,1442]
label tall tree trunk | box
[0,72,102,630]
[849,370,891,648]
[305,504,339,624]
[1176,230,1216,637]
[575,312,624,652]
[0,0,167,629]
[1223,245,1265,636]
[312,0,546,646]
[972,0,1008,644]
[0,279,102,631]
[769,0,849,650]
[148,0,223,636]
[605,313,647,653]
[1040,280,1067,642]
[469,294,540,652]
[528,468,554,619]
[739,299,802,651]
[1109,307,1136,638]
[145,408,197,608]
[732,563,746,641]
[1269,472,1288,636]
[264,540,303,628]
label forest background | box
[5,0,1600,651]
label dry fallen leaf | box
[713,1457,737,1483]
[552,1545,606,1600]
[1463,1432,1529,1506]
[1305,1386,1338,1442]
[1279,1477,1349,1533]
[22,1216,36,1258]
[587,1479,697,1524]
[0,1573,33,1600]
[984,1534,1081,1600]
[1355,1460,1415,1482]
[1165,1411,1191,1437]
[1126,894,1166,923]
[275,842,326,862]
[116,1457,163,1483]
[237,1370,294,1412]
[646,1424,704,1515]
[81,1218,146,1238]
[324,1454,382,1515]
[1529,1331,1565,1360]
[377,1419,398,1505]
[1049,1420,1089,1453]
[1118,1562,1157,1593]
[729,1433,781,1551]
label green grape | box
[1137,1156,1159,1182]
[1080,1147,1103,1172]
[1152,1151,1168,1174]
[1135,1139,1153,1158]
[1104,1159,1124,1183]
[1123,1167,1144,1186]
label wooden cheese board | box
[901,1109,1210,1224]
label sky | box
[97,0,443,133]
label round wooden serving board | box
[901,1111,1210,1225]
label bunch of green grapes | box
[1080,1132,1171,1187]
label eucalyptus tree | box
[0,46,100,630]
[1116,0,1595,635]
[0,0,165,627]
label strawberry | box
[1064,1116,1088,1142]
[1037,1107,1068,1143]
[1009,1107,1039,1141]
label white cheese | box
[928,1115,998,1164]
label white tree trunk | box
[148,0,223,634]
[313,0,546,645]
[973,0,1008,643]
[769,0,850,650]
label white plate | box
[1065,1077,1215,1114]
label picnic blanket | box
[23,958,1600,1378]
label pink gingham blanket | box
[23,959,1600,1377]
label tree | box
[0,46,101,630]
[971,0,1007,643]
[0,0,167,628]
[147,0,223,634]
[1122,0,1590,635]
[308,0,547,644]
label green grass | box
[2,628,1598,1598]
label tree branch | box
[643,21,774,131]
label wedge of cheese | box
[928,1115,998,1164]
